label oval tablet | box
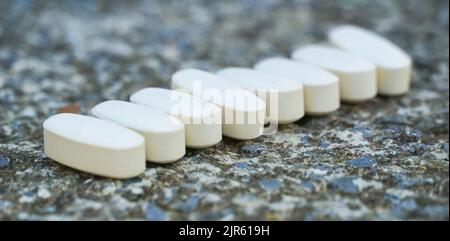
[43,113,145,179]
[171,68,266,140]
[91,100,185,163]
[130,88,222,148]
[255,57,340,115]
[292,45,377,102]
[328,25,412,96]
[216,67,304,124]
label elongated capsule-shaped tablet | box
[328,25,412,96]
[255,57,340,115]
[43,113,146,179]
[91,100,185,163]
[171,69,266,140]
[292,45,377,103]
[216,67,304,124]
[130,88,222,148]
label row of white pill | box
[43,25,412,179]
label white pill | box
[292,45,377,103]
[216,67,304,124]
[91,100,185,163]
[43,113,145,179]
[130,88,222,148]
[255,57,340,115]
[328,25,412,96]
[171,68,266,140]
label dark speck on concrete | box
[240,143,266,154]
[346,156,376,168]
[406,130,423,142]
[376,114,411,126]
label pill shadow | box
[295,115,312,125]
[376,94,408,100]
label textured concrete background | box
[0,0,448,220]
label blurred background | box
[0,0,448,220]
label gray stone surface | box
[0,0,448,220]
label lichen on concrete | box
[0,0,448,220]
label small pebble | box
[0,155,10,167]
[329,176,359,193]
[346,156,376,168]
[57,104,80,114]
[240,143,265,154]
